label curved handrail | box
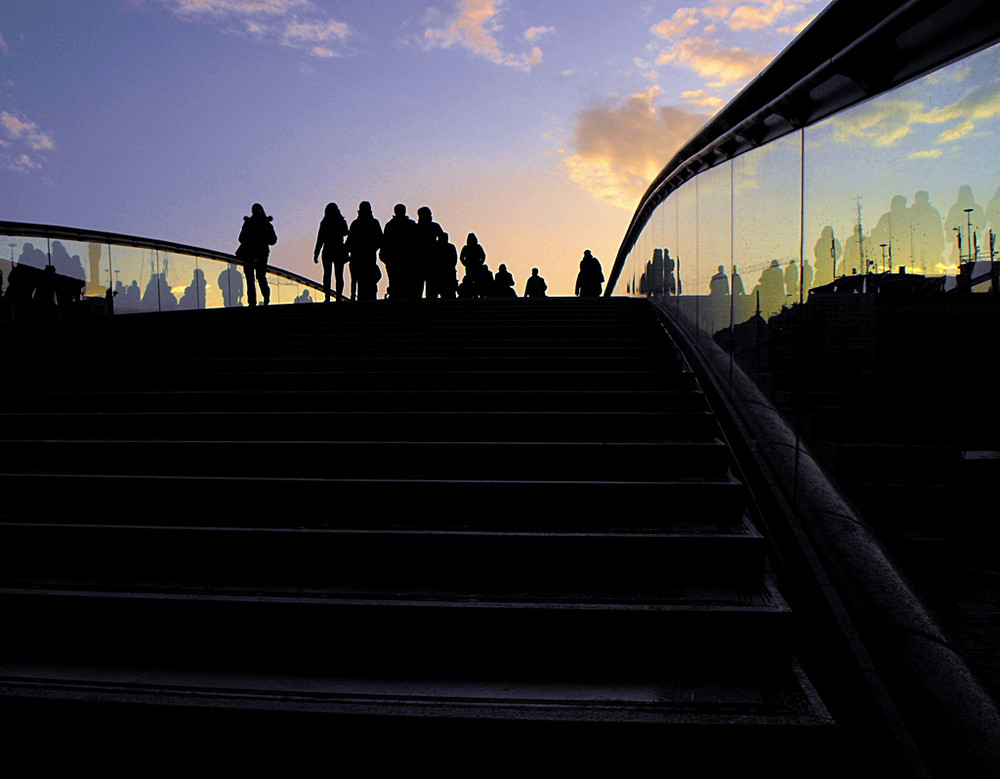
[0,219,325,294]
[607,0,1000,295]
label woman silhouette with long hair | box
[314,202,349,302]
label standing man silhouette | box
[237,203,277,307]
[346,201,383,301]
[524,267,547,297]
[381,204,416,299]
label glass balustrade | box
[616,31,1000,704]
[0,225,325,319]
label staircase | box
[0,297,834,765]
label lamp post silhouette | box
[965,208,975,262]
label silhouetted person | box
[801,258,814,295]
[460,233,488,297]
[664,250,677,296]
[986,184,1000,243]
[380,203,416,299]
[709,265,729,296]
[124,279,142,310]
[313,202,349,303]
[178,268,207,310]
[575,250,604,297]
[218,263,244,308]
[731,265,746,296]
[430,231,459,299]
[50,241,85,282]
[524,267,547,297]
[871,194,910,271]
[346,201,382,301]
[16,242,47,271]
[414,206,445,300]
[294,289,313,303]
[784,259,799,299]
[753,260,785,318]
[813,226,841,286]
[492,263,516,297]
[238,203,277,307]
[910,190,944,273]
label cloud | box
[168,0,308,14]
[651,8,700,40]
[825,80,1000,150]
[634,57,659,81]
[563,87,708,210]
[0,32,9,56]
[1,110,55,151]
[524,26,554,41]
[909,149,944,160]
[727,1,802,32]
[681,89,725,110]
[657,36,772,87]
[1,110,53,172]
[778,14,815,35]
[160,0,351,57]
[282,18,350,52]
[423,0,545,72]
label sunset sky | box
[1,0,832,296]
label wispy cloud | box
[563,87,708,210]
[282,19,350,51]
[524,26,554,41]
[423,0,546,72]
[159,0,351,58]
[825,80,1000,150]
[657,37,772,87]
[0,32,10,56]
[2,111,54,150]
[1,110,54,172]
[651,7,700,40]
[727,0,802,32]
[169,0,308,14]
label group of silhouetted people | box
[233,200,613,304]
[310,200,551,302]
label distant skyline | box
[1,0,832,295]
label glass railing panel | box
[693,162,733,338]
[167,253,200,311]
[215,262,247,308]
[110,245,164,314]
[1,225,326,320]
[804,40,1000,292]
[732,133,803,325]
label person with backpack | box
[237,202,277,307]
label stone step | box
[9,368,698,393]
[0,473,748,529]
[0,581,794,679]
[0,438,734,480]
[0,518,766,593]
[0,388,709,414]
[0,410,721,443]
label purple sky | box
[1,0,831,295]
